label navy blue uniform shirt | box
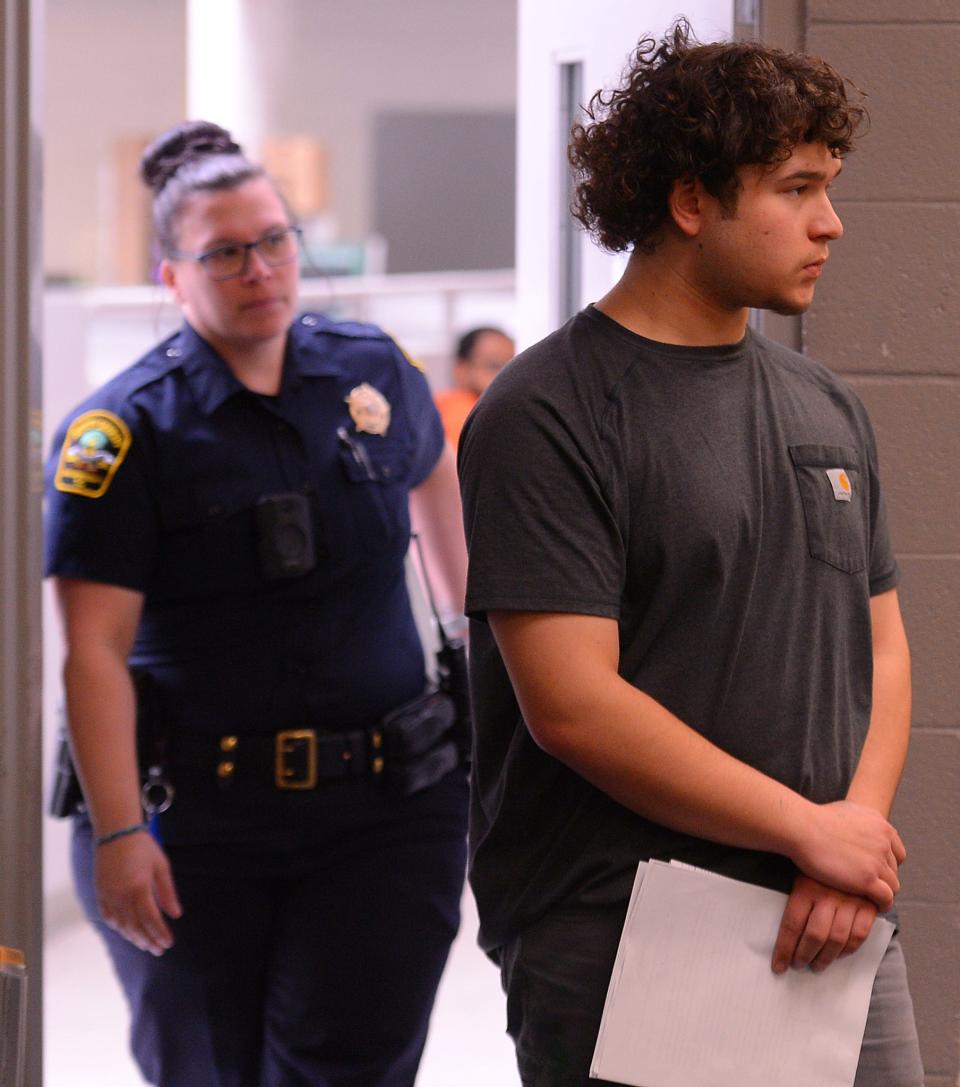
[45,313,444,739]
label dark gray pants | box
[499,905,924,1087]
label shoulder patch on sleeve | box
[300,313,390,342]
[54,409,132,498]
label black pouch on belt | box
[380,688,460,796]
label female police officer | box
[45,121,469,1087]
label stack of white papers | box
[591,860,893,1087]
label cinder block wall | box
[802,4,960,1084]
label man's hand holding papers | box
[772,874,879,975]
[590,861,895,1087]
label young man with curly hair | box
[458,22,924,1087]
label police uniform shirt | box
[45,314,443,745]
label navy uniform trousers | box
[74,767,467,1087]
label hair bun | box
[140,120,243,194]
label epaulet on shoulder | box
[296,312,390,342]
[119,334,184,395]
[296,312,426,372]
[73,350,170,415]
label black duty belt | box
[169,689,461,797]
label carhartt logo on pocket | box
[825,468,852,502]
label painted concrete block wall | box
[804,5,960,1084]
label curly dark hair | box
[569,20,867,253]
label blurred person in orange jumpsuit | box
[434,326,514,448]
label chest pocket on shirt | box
[336,428,411,553]
[789,444,866,575]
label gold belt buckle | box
[275,729,318,789]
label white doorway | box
[514,0,734,348]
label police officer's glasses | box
[174,227,302,281]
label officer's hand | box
[94,831,183,956]
[793,799,905,911]
[772,874,877,974]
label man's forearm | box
[491,610,905,908]
[846,589,911,817]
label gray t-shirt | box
[459,305,899,953]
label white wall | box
[44,0,187,284]
[45,0,517,286]
[187,0,265,155]
[515,0,733,349]
[243,0,517,243]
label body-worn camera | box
[255,492,317,581]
